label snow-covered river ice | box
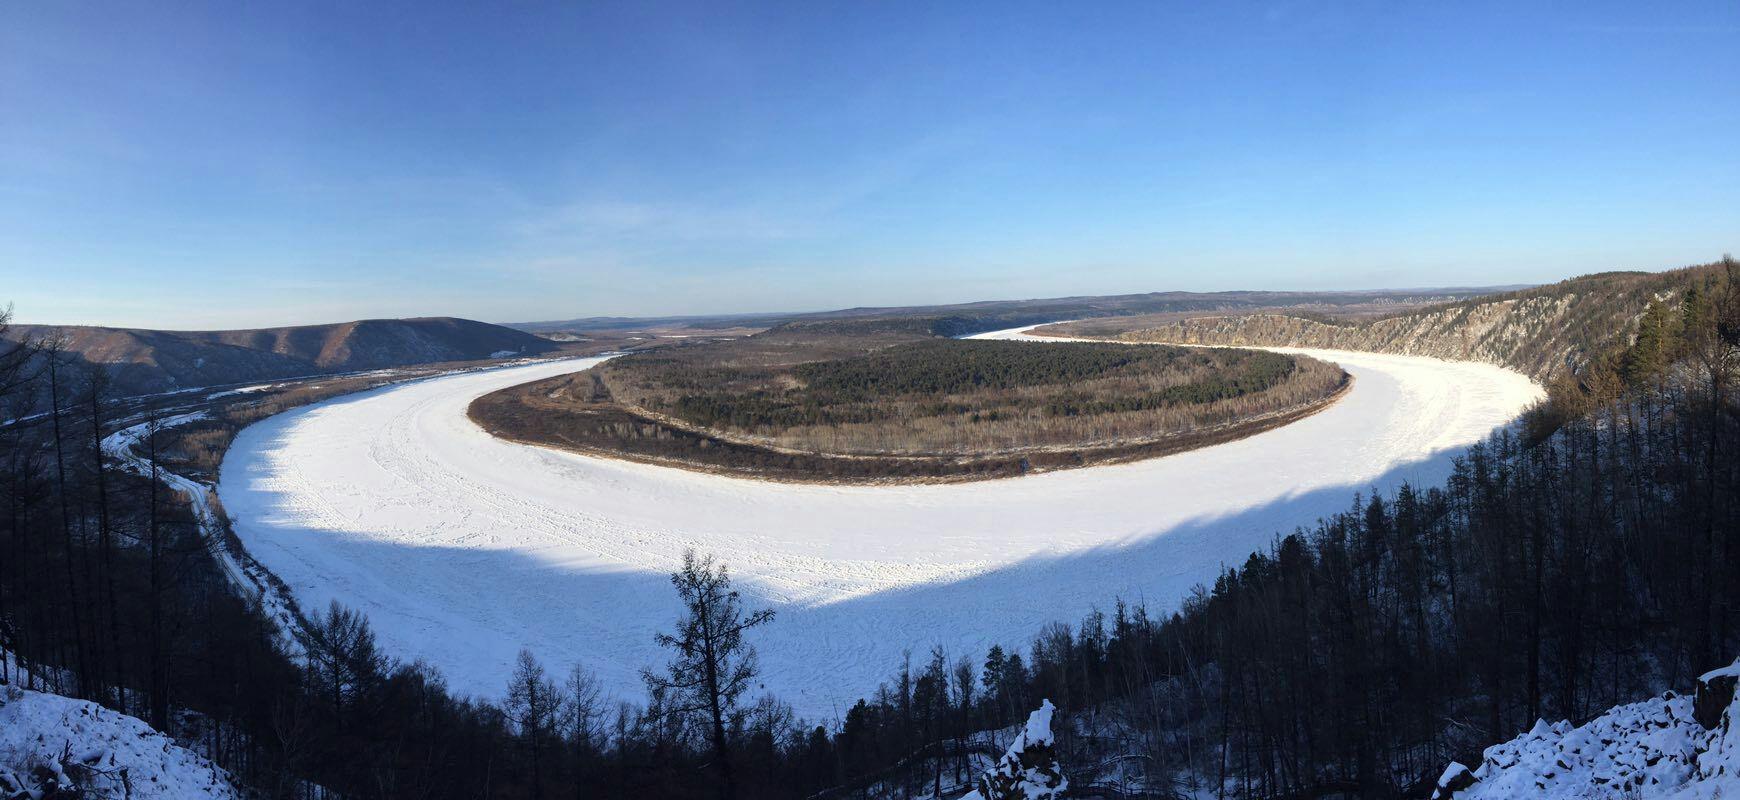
[217,327,1541,718]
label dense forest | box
[2,260,1737,799]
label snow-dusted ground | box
[1435,659,1740,799]
[217,326,1541,718]
[0,683,244,799]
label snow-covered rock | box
[1696,659,1739,732]
[1689,660,1740,798]
[961,700,1068,800]
[0,683,244,799]
[1433,762,1477,797]
[1436,658,1740,799]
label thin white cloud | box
[513,199,812,245]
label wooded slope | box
[1058,263,1725,380]
[8,316,560,399]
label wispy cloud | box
[1571,23,1740,35]
[513,199,812,245]
[494,126,978,278]
[252,277,381,293]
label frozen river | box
[218,327,1540,718]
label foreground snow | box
[217,327,1541,716]
[0,683,243,799]
[1435,659,1740,799]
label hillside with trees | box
[1047,262,1730,381]
[6,316,567,401]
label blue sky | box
[3,1,1737,329]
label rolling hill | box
[511,287,1512,336]
[1048,263,1730,381]
[9,316,561,400]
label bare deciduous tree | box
[506,648,566,800]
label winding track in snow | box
[217,327,1541,718]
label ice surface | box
[206,384,276,399]
[217,327,1542,717]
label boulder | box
[1694,659,1740,732]
[1429,761,1478,799]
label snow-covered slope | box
[216,327,1540,715]
[1435,659,1740,799]
[0,683,244,799]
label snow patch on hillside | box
[1437,658,1740,799]
[207,383,277,399]
[0,683,243,799]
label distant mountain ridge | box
[1080,266,1726,381]
[10,316,558,399]
[0,283,1538,404]
[511,287,1514,334]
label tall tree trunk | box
[147,416,169,730]
[46,350,92,699]
[700,605,737,800]
[88,380,121,711]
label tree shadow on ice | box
[760,439,1477,716]
[226,522,686,707]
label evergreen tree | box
[642,549,775,800]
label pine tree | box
[642,549,775,800]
